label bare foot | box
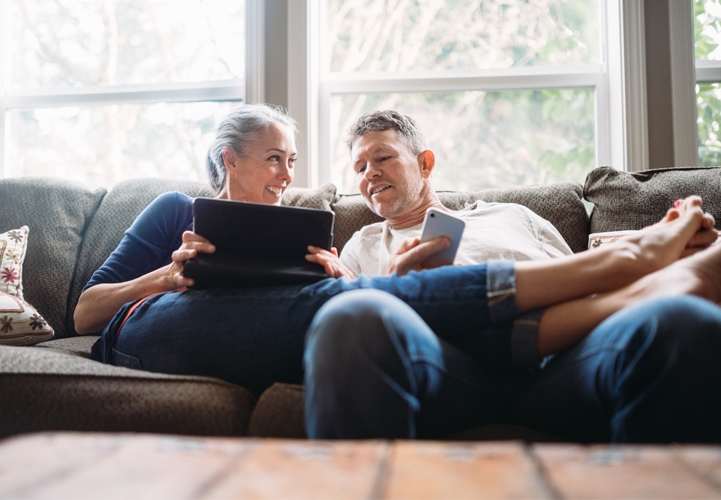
[607,197,709,282]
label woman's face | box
[222,122,297,205]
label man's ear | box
[419,150,436,178]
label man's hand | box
[306,246,355,278]
[386,236,451,276]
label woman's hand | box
[306,246,355,278]
[386,236,450,276]
[165,231,216,288]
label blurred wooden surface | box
[1,432,721,499]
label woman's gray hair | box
[206,103,298,193]
[346,110,427,155]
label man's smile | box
[370,184,392,196]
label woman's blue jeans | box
[97,263,521,396]
[304,291,721,443]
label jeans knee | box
[304,289,399,381]
[612,296,721,377]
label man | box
[303,110,721,443]
[307,111,571,278]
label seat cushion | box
[584,166,721,234]
[0,337,255,439]
[249,383,561,441]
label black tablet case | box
[184,198,335,289]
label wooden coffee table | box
[1,432,721,499]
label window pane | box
[9,0,244,89]
[695,0,721,59]
[6,101,240,189]
[330,90,595,194]
[697,83,721,164]
[326,0,599,73]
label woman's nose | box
[279,162,293,181]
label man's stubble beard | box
[371,178,423,220]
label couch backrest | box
[331,181,588,254]
[0,177,106,338]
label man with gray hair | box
[307,110,572,278]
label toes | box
[664,207,680,222]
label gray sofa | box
[1,166,719,440]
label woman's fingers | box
[181,231,215,254]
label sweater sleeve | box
[83,192,194,291]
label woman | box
[75,104,298,336]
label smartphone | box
[419,208,465,267]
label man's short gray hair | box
[347,110,427,155]
[206,103,298,193]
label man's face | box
[351,129,426,219]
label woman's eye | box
[289,158,297,166]
[268,155,280,161]
[378,156,390,162]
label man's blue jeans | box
[304,291,721,442]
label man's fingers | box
[400,238,450,266]
[396,237,420,254]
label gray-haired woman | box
[74,103,298,335]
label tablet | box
[183,197,335,288]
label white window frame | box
[669,0,699,167]
[288,0,649,189]
[0,0,264,178]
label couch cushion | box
[0,336,255,439]
[67,179,215,336]
[248,382,307,438]
[248,383,559,441]
[584,166,721,233]
[0,178,106,339]
[331,182,588,254]
[281,183,337,211]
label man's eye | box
[378,156,391,162]
[356,165,366,173]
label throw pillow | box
[588,230,638,250]
[0,291,54,346]
[0,226,28,299]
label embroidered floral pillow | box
[0,291,53,346]
[0,226,28,299]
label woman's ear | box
[221,149,236,171]
[420,150,436,178]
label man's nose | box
[364,163,381,179]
